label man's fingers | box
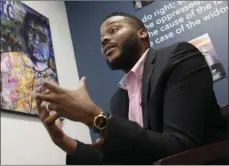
[35,88,52,116]
[80,76,89,94]
[55,119,63,129]
[41,101,48,109]
[35,86,43,93]
[43,89,51,94]
[35,85,50,95]
[79,77,87,88]
[35,93,57,103]
[42,81,64,93]
[48,103,62,111]
[36,99,42,114]
[40,102,49,120]
[44,112,60,125]
[34,86,47,112]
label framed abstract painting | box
[0,0,58,116]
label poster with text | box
[189,34,226,82]
[0,1,58,115]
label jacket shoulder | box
[155,41,201,63]
[156,41,198,55]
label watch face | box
[95,116,107,129]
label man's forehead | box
[28,20,46,32]
[101,16,128,29]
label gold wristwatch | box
[93,112,111,133]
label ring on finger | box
[46,103,51,112]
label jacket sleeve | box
[100,42,213,164]
[66,140,104,165]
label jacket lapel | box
[110,88,129,119]
[141,48,157,128]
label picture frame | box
[0,1,58,116]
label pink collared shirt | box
[119,48,149,127]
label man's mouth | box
[104,43,117,56]
[106,47,116,57]
[33,49,43,59]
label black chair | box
[154,104,229,165]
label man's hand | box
[38,99,64,144]
[36,89,77,155]
[35,77,103,127]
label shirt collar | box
[118,48,149,89]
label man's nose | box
[35,34,40,43]
[101,35,111,46]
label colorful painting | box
[0,1,58,115]
[189,33,226,82]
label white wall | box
[1,1,92,165]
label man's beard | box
[106,34,142,71]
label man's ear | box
[137,28,148,41]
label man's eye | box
[39,34,47,43]
[28,28,33,34]
[110,27,119,34]
[28,28,34,38]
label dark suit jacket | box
[66,42,228,164]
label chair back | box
[153,140,229,165]
[221,104,229,121]
[153,104,229,165]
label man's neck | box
[122,47,149,74]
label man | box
[35,12,228,164]
[1,12,57,114]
